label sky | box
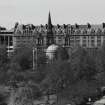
[0,0,105,29]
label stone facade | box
[0,27,14,55]
[13,22,105,51]
[1,13,105,55]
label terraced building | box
[1,12,105,54]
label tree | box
[40,46,71,94]
[41,59,74,95]
[0,86,10,105]
[0,44,8,66]
[11,46,33,71]
[52,47,100,105]
[97,43,105,72]
[58,79,101,105]
[8,44,47,88]
[55,47,69,61]
[0,45,10,85]
[94,43,105,86]
[9,84,41,105]
[11,43,47,72]
[70,47,97,81]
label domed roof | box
[46,44,59,53]
[46,44,59,60]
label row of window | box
[15,38,104,48]
[0,36,13,46]
[3,35,104,48]
[65,37,103,47]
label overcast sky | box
[0,0,105,29]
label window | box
[90,36,95,47]
[65,37,71,46]
[91,40,95,47]
[9,36,13,46]
[70,36,75,40]
[83,36,87,40]
[97,36,101,47]
[5,36,8,45]
[1,36,4,44]
[75,36,80,46]
[82,40,87,47]
[58,37,63,45]
[37,38,43,45]
[70,36,75,46]
[70,39,75,46]
[82,36,87,47]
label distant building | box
[0,27,14,55]
[2,12,105,55]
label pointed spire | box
[47,11,54,46]
[47,11,53,33]
[48,11,52,26]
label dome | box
[46,44,59,60]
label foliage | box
[11,45,33,71]
[70,47,97,81]
[55,47,69,61]
[41,60,74,95]
[9,84,41,105]
[11,44,47,72]
[41,46,105,104]
[1,42,105,105]
[0,44,8,66]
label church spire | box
[48,11,52,30]
[48,11,52,26]
[47,11,54,46]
